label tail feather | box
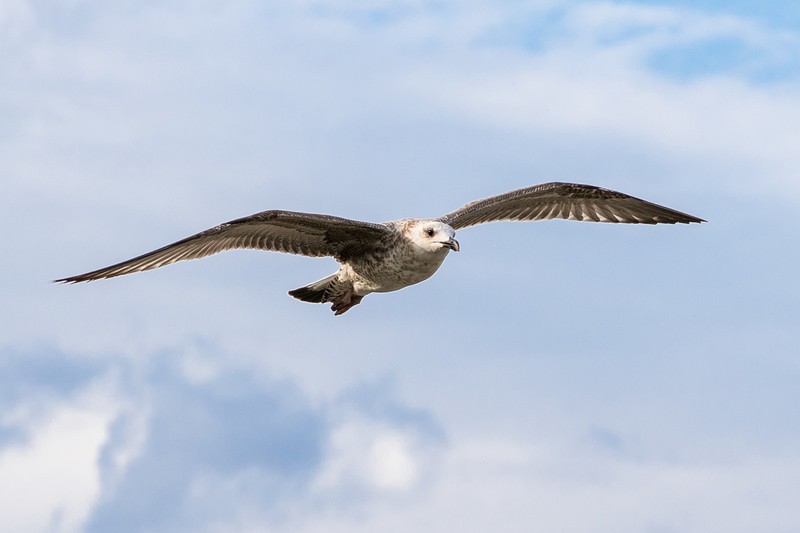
[288,274,338,303]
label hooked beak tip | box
[448,238,460,252]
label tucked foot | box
[331,293,364,316]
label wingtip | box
[664,211,705,224]
[52,275,94,284]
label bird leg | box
[331,292,363,316]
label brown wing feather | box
[55,210,391,283]
[439,182,704,229]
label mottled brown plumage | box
[56,182,703,315]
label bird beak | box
[443,238,460,252]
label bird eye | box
[425,228,435,237]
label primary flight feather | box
[56,182,704,315]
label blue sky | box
[2,0,800,531]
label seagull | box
[56,182,704,315]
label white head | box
[405,219,460,253]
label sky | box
[1,0,800,531]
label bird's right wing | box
[56,210,392,283]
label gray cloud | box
[85,357,326,532]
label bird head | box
[407,220,459,253]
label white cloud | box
[398,2,800,198]
[366,432,419,490]
[0,379,121,533]
[312,412,438,495]
[266,437,800,533]
[414,441,800,533]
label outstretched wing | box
[56,210,391,283]
[439,182,704,230]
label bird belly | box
[346,249,450,295]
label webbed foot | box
[331,293,364,316]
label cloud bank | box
[2,1,800,532]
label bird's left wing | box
[439,182,704,230]
[55,210,392,283]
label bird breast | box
[347,240,451,294]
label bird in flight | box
[56,182,704,315]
